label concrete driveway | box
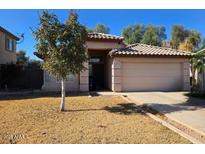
[125,92,205,135]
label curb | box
[121,95,203,144]
[134,97,205,138]
[166,114,205,137]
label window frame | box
[5,36,15,52]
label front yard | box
[0,94,191,144]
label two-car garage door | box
[122,62,182,91]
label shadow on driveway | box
[146,94,205,114]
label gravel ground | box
[0,95,191,144]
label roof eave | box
[198,48,205,53]
[86,37,124,43]
[0,26,20,41]
[110,54,194,58]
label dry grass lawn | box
[0,94,191,144]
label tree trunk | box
[60,79,65,111]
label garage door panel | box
[123,63,180,69]
[122,62,182,91]
[123,76,181,83]
[122,70,180,77]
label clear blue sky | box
[1,9,205,59]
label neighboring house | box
[36,32,193,92]
[0,26,19,64]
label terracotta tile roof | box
[199,48,205,53]
[88,32,124,41]
[110,43,194,57]
[0,26,20,41]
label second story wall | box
[0,31,17,64]
[86,40,125,50]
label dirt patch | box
[0,95,191,144]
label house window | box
[56,74,75,83]
[67,74,74,81]
[5,37,15,52]
[89,56,103,64]
[89,58,101,63]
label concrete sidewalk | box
[125,92,205,135]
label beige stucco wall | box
[111,57,191,92]
[86,40,125,50]
[0,31,17,64]
[42,60,89,92]
[42,71,80,92]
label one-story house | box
[37,32,193,92]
